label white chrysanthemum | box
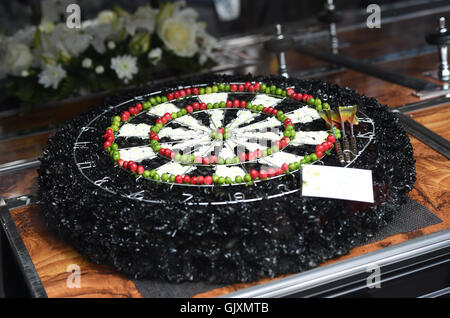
[82,58,92,68]
[38,63,67,89]
[148,47,162,65]
[95,65,104,74]
[4,43,33,76]
[110,55,138,84]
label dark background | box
[0,0,402,37]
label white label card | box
[302,165,374,203]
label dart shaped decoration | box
[324,109,345,165]
[338,106,359,159]
[337,107,354,162]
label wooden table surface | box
[1,7,449,298]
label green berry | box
[308,97,315,105]
[161,173,169,182]
[219,101,226,108]
[199,87,205,95]
[212,85,219,93]
[218,157,225,164]
[218,177,225,185]
[205,86,212,94]
[276,88,283,95]
[225,177,232,184]
[232,156,239,164]
[310,153,318,161]
[218,83,225,91]
[225,158,233,164]
[143,170,151,178]
[244,174,252,182]
[235,176,243,183]
[169,174,176,182]
[156,96,162,103]
[161,96,168,103]
[323,103,330,110]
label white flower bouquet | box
[0,1,218,110]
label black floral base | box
[38,74,416,283]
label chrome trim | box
[221,228,450,298]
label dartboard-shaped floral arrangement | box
[100,82,345,186]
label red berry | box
[197,176,204,185]
[263,107,268,113]
[275,140,281,149]
[106,128,114,135]
[129,162,138,172]
[276,167,283,176]
[118,159,124,166]
[238,152,247,162]
[230,84,237,92]
[106,135,114,143]
[272,109,278,115]
[202,157,210,165]
[316,150,324,158]
[175,175,183,184]
[255,149,262,158]
[240,100,246,108]
[174,91,180,99]
[192,87,199,95]
[226,100,233,108]
[284,137,291,144]
[104,141,112,148]
[291,93,297,100]
[204,176,213,185]
[218,127,225,135]
[183,175,191,184]
[245,81,251,88]
[121,113,129,121]
[129,107,137,115]
[190,177,197,185]
[185,88,192,95]
[151,135,159,141]
[122,161,129,169]
[135,103,143,111]
[286,88,295,96]
[164,148,172,157]
[316,145,325,153]
[250,169,259,179]
[238,84,245,92]
[296,93,303,101]
[254,82,261,91]
[167,92,174,100]
[321,141,329,150]
[248,85,255,92]
[327,135,336,143]
[281,163,289,171]
[192,102,200,110]
[279,139,287,148]
[164,113,172,120]
[179,89,186,97]
[170,152,176,159]
[137,165,145,175]
[186,105,193,113]
[194,156,202,164]
[267,168,276,177]
[156,118,163,125]
[267,107,274,114]
[210,155,218,164]
[200,103,207,110]
[259,170,268,180]
[159,148,165,155]
[233,100,240,108]
[248,151,256,161]
[326,141,333,149]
